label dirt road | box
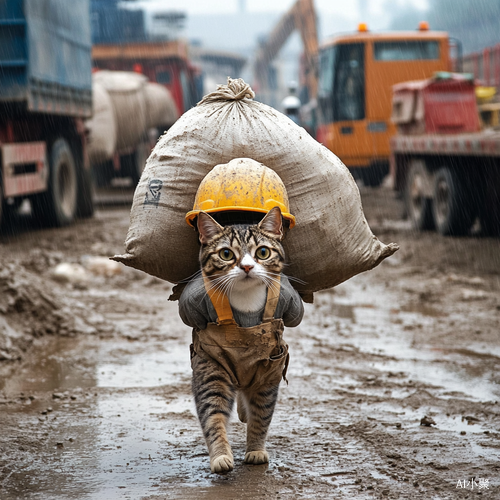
[1,186,499,499]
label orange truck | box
[316,23,454,186]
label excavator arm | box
[254,0,318,100]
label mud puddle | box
[305,270,500,404]
[2,262,500,499]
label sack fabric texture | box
[113,78,398,299]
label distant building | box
[91,0,146,44]
[190,47,247,95]
[91,0,185,44]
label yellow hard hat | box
[185,158,295,228]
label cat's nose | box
[241,264,254,274]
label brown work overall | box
[190,276,290,390]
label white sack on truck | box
[93,70,147,151]
[86,81,117,164]
[143,82,179,130]
[113,78,398,300]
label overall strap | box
[203,274,281,325]
[203,276,236,325]
[262,274,281,321]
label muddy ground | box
[1,185,500,499]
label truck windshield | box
[374,41,439,61]
[318,43,365,124]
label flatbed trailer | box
[391,131,500,236]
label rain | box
[1,0,499,498]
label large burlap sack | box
[143,82,179,129]
[93,70,147,151]
[86,81,117,164]
[113,78,398,299]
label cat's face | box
[197,207,285,292]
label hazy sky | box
[139,0,428,18]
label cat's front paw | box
[211,454,234,473]
[244,450,269,464]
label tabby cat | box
[178,206,304,473]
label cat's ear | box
[197,211,224,244]
[258,207,283,239]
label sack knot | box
[198,77,255,105]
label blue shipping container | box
[0,0,92,117]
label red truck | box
[90,40,202,186]
[390,72,500,236]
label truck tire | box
[432,167,474,236]
[405,159,434,231]
[32,138,78,227]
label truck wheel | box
[432,167,474,236]
[405,160,434,231]
[32,138,78,227]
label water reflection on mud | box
[1,268,499,499]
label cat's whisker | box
[178,269,203,283]
[188,273,230,293]
[192,277,230,302]
[179,271,229,291]
[207,275,237,305]
[262,269,306,285]
[206,276,229,288]
[220,276,237,298]
[189,271,226,284]
[260,276,281,295]
[283,275,307,285]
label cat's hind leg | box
[243,384,280,465]
[191,354,236,473]
[236,391,248,423]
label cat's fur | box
[192,207,286,473]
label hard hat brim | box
[186,206,296,229]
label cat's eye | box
[219,248,234,261]
[256,246,271,260]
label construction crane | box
[253,0,318,105]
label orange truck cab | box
[316,24,451,186]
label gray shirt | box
[179,274,304,330]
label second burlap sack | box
[113,78,398,299]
